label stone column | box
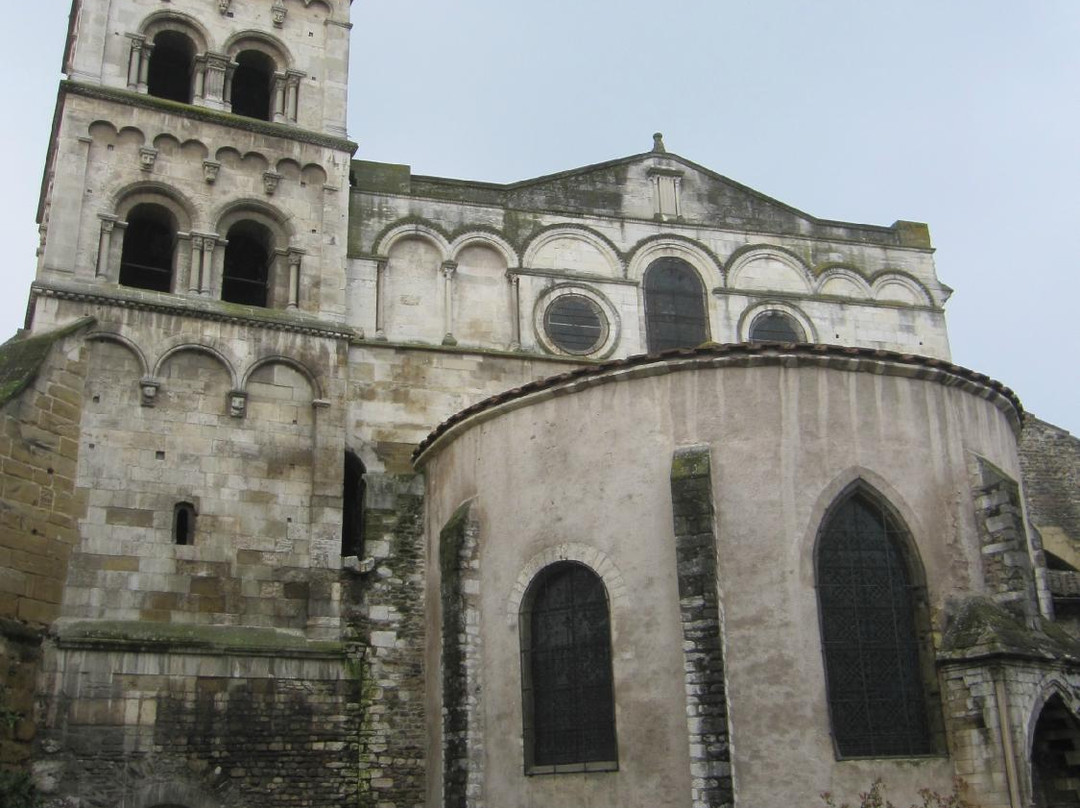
[287,251,303,309]
[96,215,118,278]
[126,36,145,89]
[375,259,388,340]
[137,42,154,92]
[273,73,287,123]
[507,271,521,350]
[673,177,682,218]
[441,261,458,346]
[193,55,207,102]
[199,236,217,296]
[188,236,203,293]
[286,70,304,123]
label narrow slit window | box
[341,451,366,557]
[174,502,196,545]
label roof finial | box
[652,132,666,153]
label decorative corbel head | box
[203,160,221,184]
[139,378,160,408]
[263,171,282,196]
[139,147,158,172]
[219,0,232,15]
[228,390,248,418]
[272,0,288,27]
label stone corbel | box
[272,0,288,27]
[140,378,161,408]
[219,0,232,14]
[203,160,221,184]
[228,390,247,418]
[139,147,158,172]
[263,171,282,195]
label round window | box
[543,294,607,355]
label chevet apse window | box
[816,489,937,758]
[520,562,617,773]
[748,310,804,343]
[643,257,708,352]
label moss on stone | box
[940,596,1080,663]
[671,446,711,480]
[0,318,94,409]
[57,620,342,656]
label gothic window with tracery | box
[643,257,708,352]
[816,489,936,757]
[520,562,618,773]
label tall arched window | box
[643,257,708,352]
[119,204,177,292]
[147,31,195,103]
[816,489,937,757]
[222,221,273,307]
[748,310,804,343]
[231,50,275,121]
[520,562,617,772]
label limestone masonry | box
[1,1,1078,807]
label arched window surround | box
[214,203,298,309]
[813,482,944,759]
[519,560,618,774]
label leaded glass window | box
[749,310,803,343]
[644,258,708,352]
[521,562,617,772]
[817,491,934,757]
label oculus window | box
[816,489,939,758]
[520,562,617,773]
[543,294,607,355]
[643,257,708,352]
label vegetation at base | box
[0,769,43,808]
[821,778,977,808]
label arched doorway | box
[1031,695,1080,807]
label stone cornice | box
[62,81,358,154]
[31,281,356,340]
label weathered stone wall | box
[35,636,358,808]
[0,320,92,772]
[1019,417,1080,563]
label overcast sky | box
[1,2,1076,435]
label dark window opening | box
[521,562,617,772]
[1045,551,1079,572]
[222,221,272,307]
[174,502,196,545]
[543,295,606,355]
[1032,696,1080,808]
[749,311,804,343]
[147,31,195,103]
[644,257,708,352]
[817,490,937,758]
[341,451,366,557]
[119,204,176,292]
[231,50,275,121]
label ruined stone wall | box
[1019,417,1080,563]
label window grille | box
[521,562,617,772]
[817,492,933,757]
[543,295,606,355]
[644,258,708,352]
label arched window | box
[643,257,708,352]
[222,221,273,307]
[174,502,196,545]
[231,50,275,121]
[749,310,804,343]
[816,489,937,757]
[147,31,195,103]
[520,562,617,772]
[341,451,366,557]
[1032,695,1080,807]
[119,204,177,292]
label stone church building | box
[1,1,1079,807]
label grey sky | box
[2,1,1076,434]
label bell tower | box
[34,0,354,323]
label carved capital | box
[288,252,303,268]
[441,260,458,279]
[139,147,158,172]
[203,160,221,184]
[98,214,118,233]
[263,171,282,195]
[505,270,520,287]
